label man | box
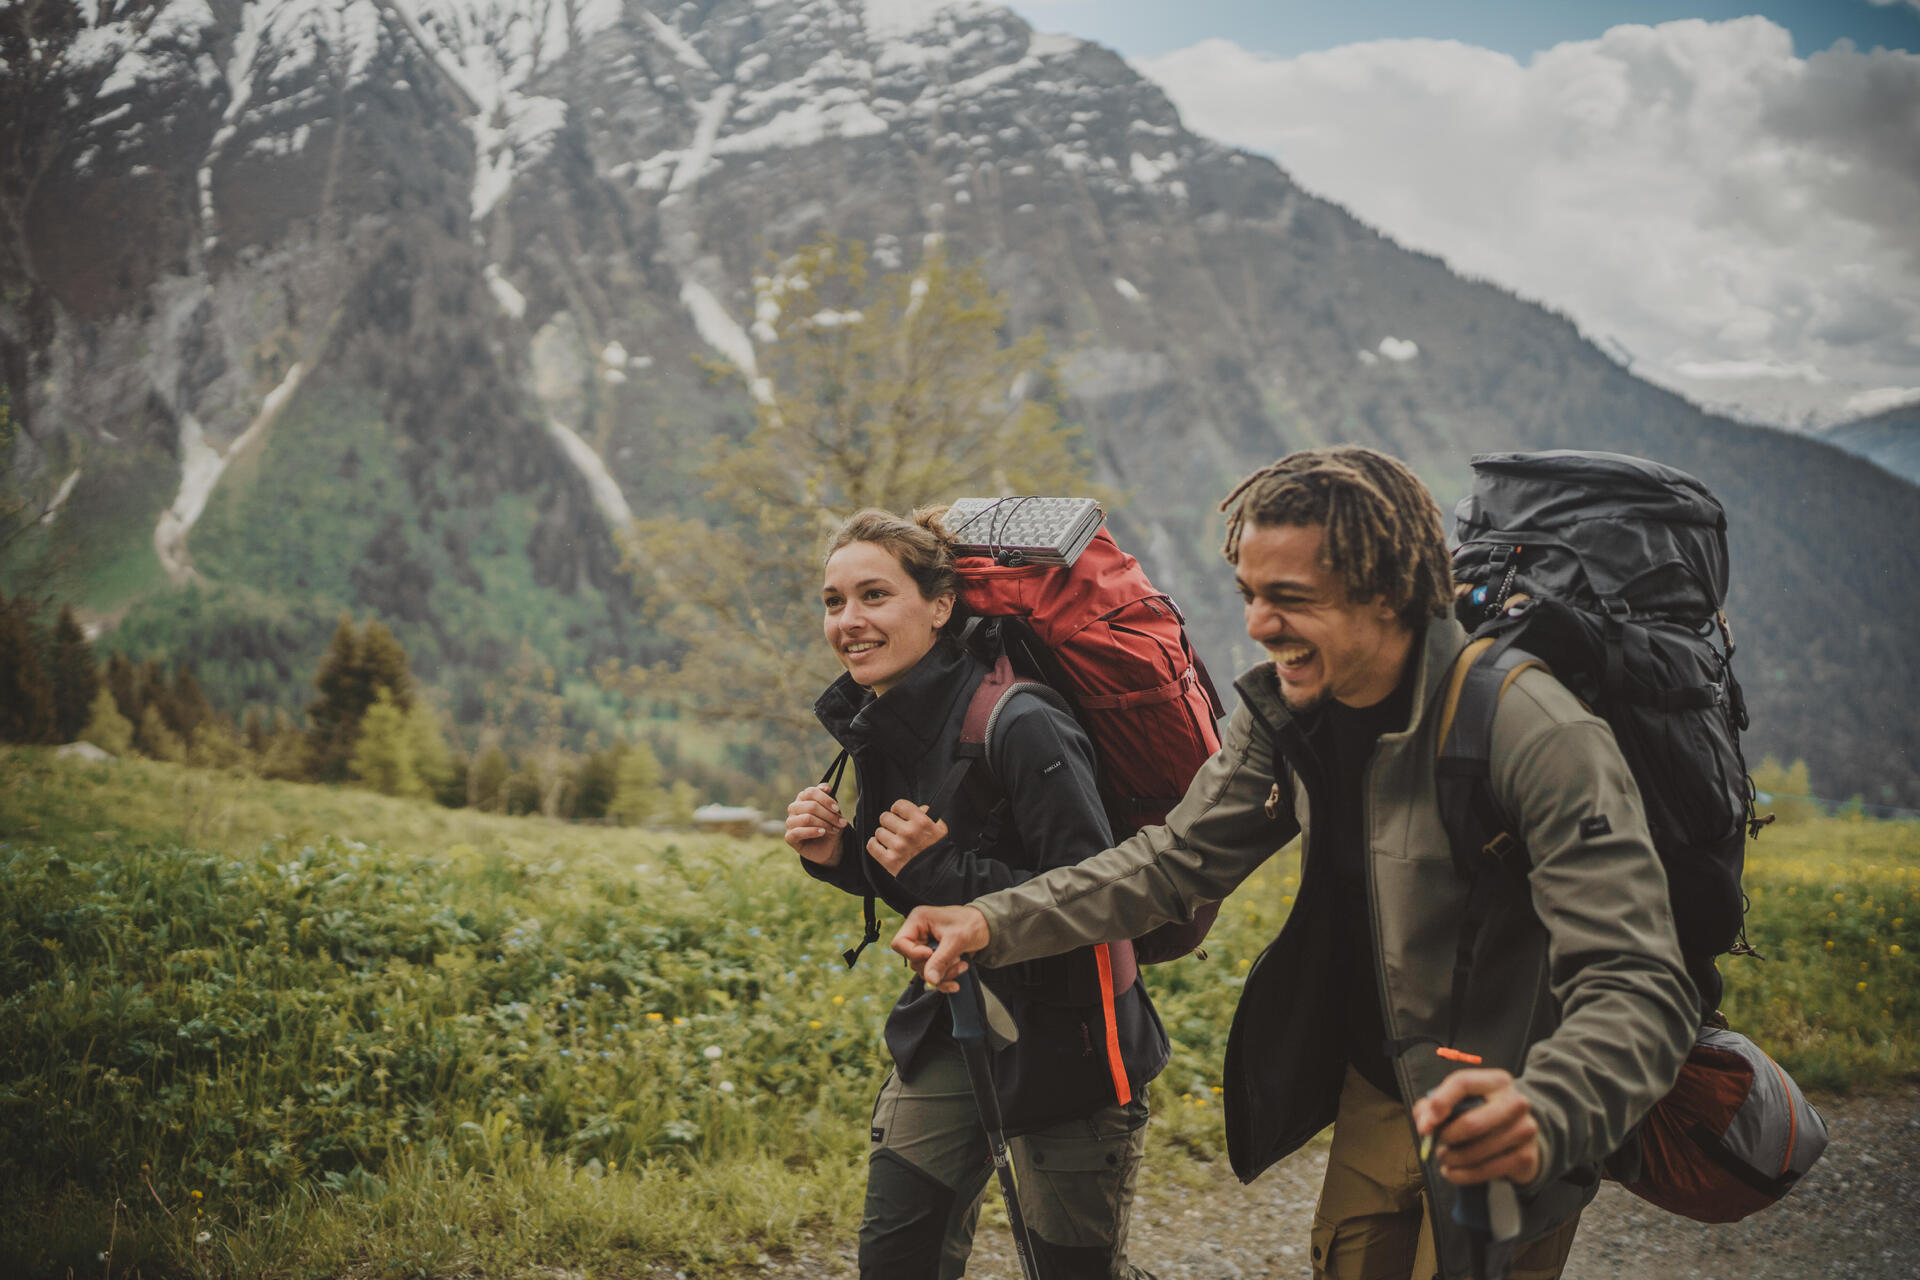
[893,447,1697,1280]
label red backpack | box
[952,526,1226,983]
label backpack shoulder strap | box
[1435,636,1549,876]
[1435,635,1551,1048]
[935,652,1071,811]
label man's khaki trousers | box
[1311,1066,1580,1280]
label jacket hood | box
[812,634,979,759]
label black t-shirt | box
[1302,662,1417,1099]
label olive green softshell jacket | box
[971,617,1696,1270]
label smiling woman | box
[782,506,1169,1280]
[818,518,956,699]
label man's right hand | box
[784,785,847,866]
[891,905,991,991]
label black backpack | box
[1442,450,1766,1010]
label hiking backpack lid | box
[1454,450,1730,623]
[1609,1025,1829,1224]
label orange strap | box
[1094,943,1132,1105]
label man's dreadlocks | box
[1219,446,1453,626]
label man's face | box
[1235,522,1415,713]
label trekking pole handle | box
[949,965,987,1047]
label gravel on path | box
[724,1085,1918,1280]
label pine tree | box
[350,689,419,796]
[629,236,1091,747]
[306,616,367,781]
[0,592,54,743]
[136,660,179,741]
[104,651,141,726]
[78,685,133,756]
[572,746,620,820]
[306,616,416,781]
[168,668,214,743]
[189,716,249,771]
[242,707,269,756]
[258,709,309,781]
[406,702,452,800]
[137,704,186,763]
[608,740,667,826]
[47,606,98,742]
[362,620,414,711]
[470,743,511,813]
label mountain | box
[4,0,1918,807]
[1820,401,1920,489]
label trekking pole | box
[948,966,1044,1280]
[1428,1097,1521,1280]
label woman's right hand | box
[785,785,848,866]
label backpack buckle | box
[1482,830,1521,863]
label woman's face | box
[821,540,954,697]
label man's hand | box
[869,801,948,875]
[891,905,991,992]
[1411,1068,1542,1187]
[784,785,847,866]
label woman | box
[785,507,1168,1280]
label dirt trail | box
[725,1086,1919,1280]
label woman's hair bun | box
[911,504,957,550]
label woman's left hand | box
[869,800,949,875]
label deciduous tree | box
[351,689,419,797]
[629,238,1090,759]
[78,685,132,756]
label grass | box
[0,747,1912,1277]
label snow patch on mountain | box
[717,87,888,155]
[681,279,759,380]
[861,0,984,43]
[642,9,712,74]
[545,418,634,531]
[154,362,306,585]
[665,86,739,197]
[40,471,82,527]
[483,264,527,318]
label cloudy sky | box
[1003,1,1920,428]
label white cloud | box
[1135,19,1920,426]
[1843,386,1920,417]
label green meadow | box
[2,747,1914,1277]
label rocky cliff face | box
[6,0,1918,805]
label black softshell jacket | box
[805,637,1169,1134]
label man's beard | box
[1275,676,1331,716]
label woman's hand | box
[869,800,949,875]
[785,785,848,866]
